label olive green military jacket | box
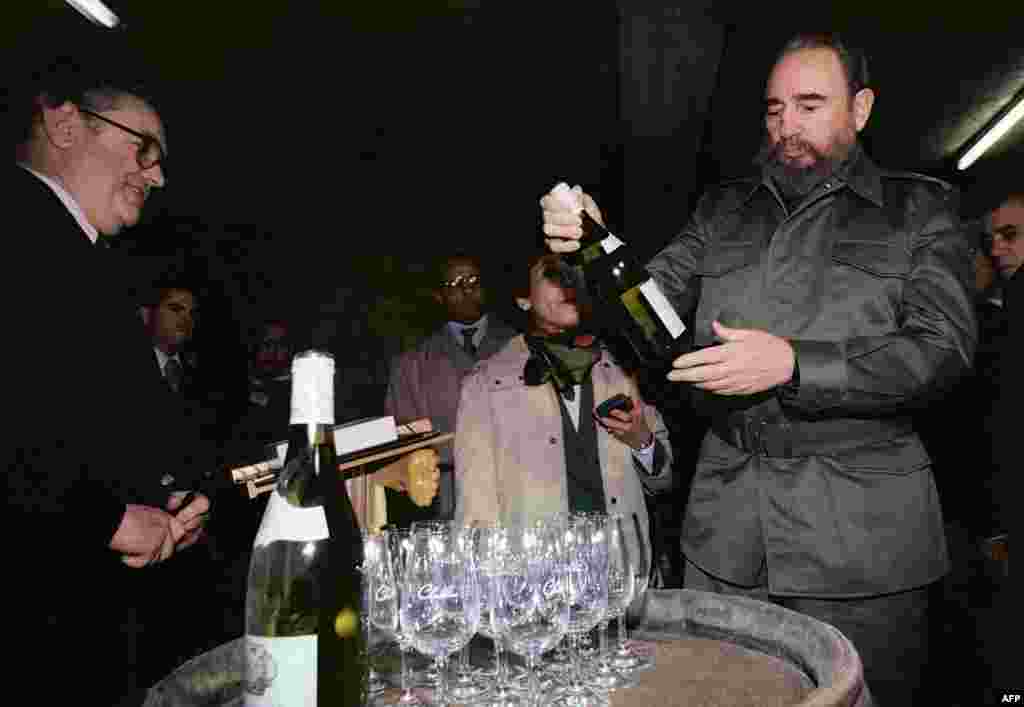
[647,152,977,597]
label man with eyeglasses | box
[6,56,209,706]
[384,253,516,524]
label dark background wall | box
[4,2,1022,362]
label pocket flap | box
[831,240,908,278]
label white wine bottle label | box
[254,492,329,547]
[639,279,686,339]
[244,635,317,707]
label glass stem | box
[526,654,539,707]
[399,642,412,697]
[598,618,610,671]
[495,640,506,690]
[458,644,470,678]
[616,612,628,652]
[436,656,449,707]
[362,616,377,684]
[570,633,583,690]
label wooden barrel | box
[143,589,871,707]
[632,589,872,707]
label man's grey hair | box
[13,55,158,146]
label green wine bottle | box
[553,183,689,366]
[244,350,365,707]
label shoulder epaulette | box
[880,170,954,192]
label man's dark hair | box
[138,275,198,310]
[998,191,1024,209]
[12,53,160,146]
[776,32,871,98]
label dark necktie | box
[461,327,478,358]
[164,357,184,394]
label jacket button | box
[610,497,618,505]
[549,437,558,444]
[495,379,501,385]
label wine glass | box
[491,520,571,707]
[588,514,637,691]
[408,521,487,701]
[407,520,448,691]
[383,527,425,707]
[475,523,532,707]
[362,530,391,695]
[547,513,610,707]
[401,522,481,707]
[447,526,491,704]
[611,512,654,672]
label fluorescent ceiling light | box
[958,90,1024,171]
[65,0,120,29]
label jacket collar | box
[837,148,884,207]
[425,315,515,361]
[743,144,885,209]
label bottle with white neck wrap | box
[551,182,689,366]
[244,350,365,707]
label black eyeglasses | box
[79,108,165,171]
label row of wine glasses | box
[361,512,652,707]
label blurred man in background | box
[384,253,516,524]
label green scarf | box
[523,332,602,401]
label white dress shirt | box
[447,314,489,351]
[154,347,182,380]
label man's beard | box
[755,131,859,200]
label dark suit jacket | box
[991,271,1022,537]
[3,165,200,705]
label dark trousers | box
[684,557,930,707]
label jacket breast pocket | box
[694,243,760,339]
[698,242,759,278]
[830,240,909,279]
[828,240,909,330]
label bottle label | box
[599,233,625,254]
[243,635,317,707]
[254,491,330,547]
[620,279,687,344]
[638,279,686,339]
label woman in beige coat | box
[454,252,673,561]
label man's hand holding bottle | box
[540,183,606,251]
[539,182,795,395]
